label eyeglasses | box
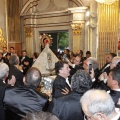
[84,113,97,120]
[84,114,92,120]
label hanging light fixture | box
[95,0,118,5]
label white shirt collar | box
[111,112,120,120]
[66,78,71,87]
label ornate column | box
[24,27,34,57]
[68,7,88,53]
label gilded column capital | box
[24,27,33,37]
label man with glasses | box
[80,89,120,120]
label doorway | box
[39,31,69,53]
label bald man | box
[80,89,120,120]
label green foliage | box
[57,32,68,50]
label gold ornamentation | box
[95,0,118,5]
[71,23,82,35]
[24,27,33,37]
[0,28,7,49]
[40,33,53,48]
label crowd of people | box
[0,46,120,120]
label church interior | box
[0,0,119,67]
[0,0,120,120]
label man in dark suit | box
[100,53,116,75]
[67,55,83,76]
[107,66,120,106]
[19,50,30,75]
[52,61,71,98]
[8,55,24,86]
[0,62,16,120]
[3,67,48,119]
[49,70,92,120]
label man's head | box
[71,70,92,94]
[0,62,9,80]
[10,46,15,54]
[86,51,91,59]
[2,47,7,53]
[55,61,70,79]
[110,57,120,69]
[107,66,120,90]
[24,67,41,89]
[106,53,116,63]
[9,55,19,66]
[83,57,98,73]
[73,55,81,65]
[80,89,115,120]
[76,49,83,57]
[22,111,59,120]
[22,50,27,57]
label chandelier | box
[95,0,118,4]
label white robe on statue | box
[32,44,58,76]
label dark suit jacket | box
[8,65,24,86]
[3,86,48,116]
[100,63,110,75]
[0,80,9,120]
[19,56,30,66]
[52,75,71,98]
[49,92,84,120]
[109,89,120,106]
[70,64,83,76]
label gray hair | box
[71,70,92,94]
[9,55,19,65]
[87,57,98,70]
[0,62,9,79]
[80,89,115,116]
[25,67,41,88]
[22,112,59,120]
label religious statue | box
[32,33,58,76]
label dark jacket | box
[109,90,120,106]
[8,65,24,86]
[3,86,48,116]
[49,92,84,120]
[100,63,110,75]
[19,56,30,66]
[0,80,9,120]
[52,75,71,98]
[70,64,83,76]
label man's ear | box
[113,79,118,85]
[96,113,106,120]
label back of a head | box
[71,70,92,94]
[22,112,59,120]
[80,89,115,117]
[87,57,98,70]
[0,62,9,80]
[25,67,41,89]
[55,61,68,74]
[9,54,19,65]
